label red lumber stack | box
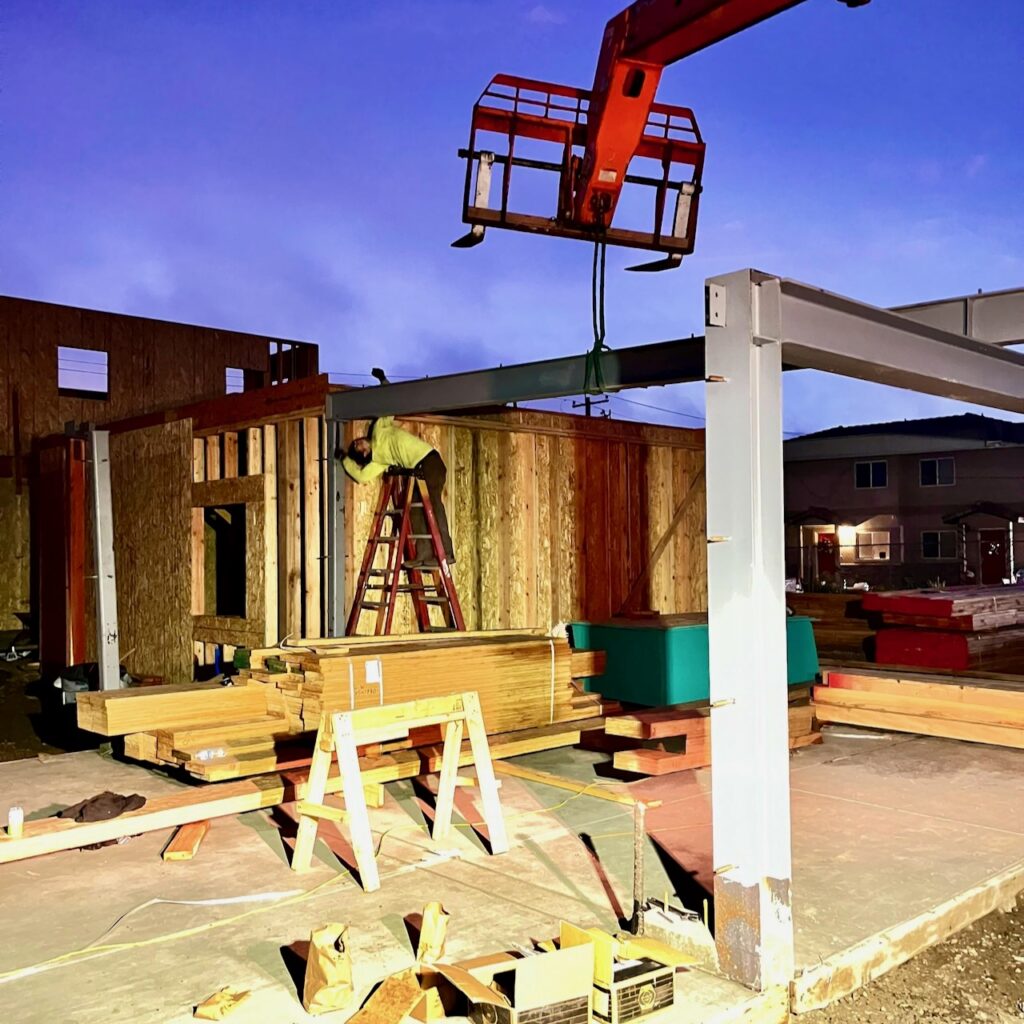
[861,586,1024,673]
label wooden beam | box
[278,420,302,640]
[0,750,421,864]
[303,416,322,638]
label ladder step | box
[360,601,387,610]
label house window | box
[920,456,955,487]
[921,530,957,560]
[856,531,891,561]
[58,346,108,399]
[854,461,887,489]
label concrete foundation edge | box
[789,857,1024,1013]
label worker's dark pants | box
[412,450,455,563]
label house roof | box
[793,413,1024,445]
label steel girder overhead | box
[703,269,1024,993]
[325,336,707,422]
[894,285,1024,348]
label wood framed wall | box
[66,377,706,678]
[343,409,707,634]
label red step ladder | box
[346,470,466,636]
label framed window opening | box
[58,346,109,399]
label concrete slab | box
[0,750,779,1024]
[1,727,1022,1021]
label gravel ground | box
[800,893,1024,1024]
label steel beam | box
[762,279,1024,413]
[705,270,793,990]
[88,427,122,690]
[325,337,706,422]
[893,286,1024,348]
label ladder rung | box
[361,601,387,610]
[408,534,434,540]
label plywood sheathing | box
[346,412,707,634]
[102,419,193,683]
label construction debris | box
[193,987,251,1020]
[302,923,355,1015]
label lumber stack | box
[787,592,876,659]
[78,631,606,780]
[861,586,1024,672]
[813,668,1024,748]
[600,686,820,776]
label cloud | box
[525,4,566,26]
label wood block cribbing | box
[609,691,817,776]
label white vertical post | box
[88,427,122,689]
[704,270,793,990]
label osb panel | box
[0,480,30,631]
[109,420,193,682]
[0,295,273,457]
[343,411,707,634]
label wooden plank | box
[303,416,322,638]
[822,670,1024,709]
[813,702,1024,748]
[606,705,709,740]
[162,820,211,861]
[0,750,422,864]
[77,682,269,736]
[570,649,606,679]
[223,431,239,478]
[263,424,279,644]
[614,747,708,775]
[205,435,221,481]
[813,684,1024,728]
[192,475,264,507]
[278,419,302,640]
[494,760,647,807]
[246,426,263,476]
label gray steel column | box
[705,269,793,990]
[88,427,122,689]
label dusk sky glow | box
[4,1,1022,434]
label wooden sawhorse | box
[290,691,508,890]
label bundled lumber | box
[813,668,1024,748]
[85,631,606,780]
[607,686,819,776]
[76,682,269,736]
[787,592,876,659]
[861,586,1024,672]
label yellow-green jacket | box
[342,416,433,484]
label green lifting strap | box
[584,238,610,395]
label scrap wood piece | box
[193,986,251,1020]
[347,968,424,1024]
[163,820,211,861]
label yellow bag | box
[303,923,355,1015]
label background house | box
[784,414,1024,590]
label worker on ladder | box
[342,418,455,568]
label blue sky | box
[3,1,1022,434]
